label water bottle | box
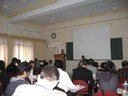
[122,81,128,96]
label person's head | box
[81,55,85,60]
[0,60,5,72]
[79,59,89,66]
[40,65,59,80]
[121,60,128,68]
[54,60,64,69]
[100,62,107,69]
[11,57,17,64]
[104,60,116,73]
[88,58,94,65]
[92,62,98,68]
[61,49,64,54]
[34,58,38,63]
[29,60,35,68]
[49,60,52,64]
[16,61,31,79]
[40,65,59,89]
[44,61,48,67]
[17,59,21,64]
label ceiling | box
[0,0,128,26]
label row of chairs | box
[1,78,127,96]
[73,80,120,96]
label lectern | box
[54,54,66,70]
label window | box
[13,39,33,62]
[0,37,8,63]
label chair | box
[73,80,88,96]
[118,78,128,84]
[118,78,128,89]
[118,82,123,89]
[94,90,118,96]
[117,78,128,96]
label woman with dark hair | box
[5,61,31,96]
[98,60,118,93]
[28,60,38,84]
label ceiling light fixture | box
[50,21,54,23]
[20,0,29,3]
[112,6,117,10]
[112,0,117,10]
[3,0,8,8]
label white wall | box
[43,10,128,74]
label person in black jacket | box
[6,57,18,79]
[72,59,94,96]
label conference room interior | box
[0,0,128,95]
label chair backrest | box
[94,90,118,96]
[73,80,88,95]
[117,69,128,78]
[117,82,123,89]
[118,78,128,84]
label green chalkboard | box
[111,38,123,60]
[66,42,73,60]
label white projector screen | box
[73,25,111,60]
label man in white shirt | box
[12,66,67,96]
[54,60,82,92]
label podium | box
[54,54,65,62]
[54,54,66,70]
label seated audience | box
[34,58,40,68]
[98,60,118,93]
[92,62,99,69]
[49,60,53,66]
[117,60,128,78]
[87,58,98,80]
[54,60,81,93]
[87,58,99,93]
[28,60,38,84]
[12,66,67,96]
[81,55,86,60]
[5,61,31,96]
[0,60,9,93]
[16,59,21,66]
[98,62,107,76]
[72,59,94,96]
[98,62,107,71]
[6,57,18,79]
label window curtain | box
[0,37,8,64]
[13,39,34,62]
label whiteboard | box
[73,25,111,60]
